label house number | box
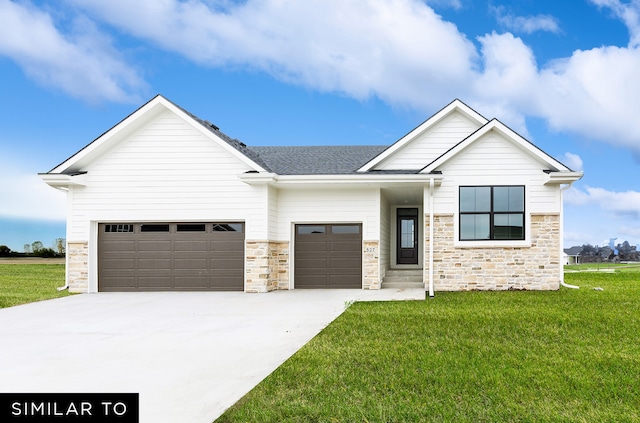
[365,247,377,253]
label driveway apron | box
[0,289,422,422]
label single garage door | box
[98,222,244,291]
[294,224,362,289]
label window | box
[297,225,326,235]
[104,224,133,233]
[331,225,360,234]
[460,186,525,241]
[212,223,243,232]
[140,224,170,232]
[177,224,206,232]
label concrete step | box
[385,269,423,277]
[382,281,424,289]
[382,269,423,289]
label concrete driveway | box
[0,288,422,422]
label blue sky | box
[1,0,639,252]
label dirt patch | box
[0,257,65,264]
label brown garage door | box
[98,222,244,291]
[294,224,362,289]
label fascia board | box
[357,99,488,172]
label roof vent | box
[234,138,247,148]
[204,120,219,130]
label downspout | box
[428,178,435,298]
[55,186,69,291]
[57,257,69,291]
[560,182,579,289]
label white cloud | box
[0,171,66,221]
[65,0,478,111]
[565,186,640,218]
[67,0,640,153]
[0,0,146,103]
[493,6,561,34]
[618,225,640,240]
[590,0,640,47]
[535,45,640,151]
[3,0,640,155]
[558,152,584,171]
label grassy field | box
[0,263,69,308]
[217,271,640,422]
[565,262,640,272]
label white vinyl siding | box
[276,187,379,241]
[376,112,480,170]
[433,131,561,215]
[67,110,267,240]
[267,185,279,240]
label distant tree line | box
[576,241,639,263]
[0,238,65,258]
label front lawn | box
[0,263,69,308]
[217,272,640,422]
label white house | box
[40,95,583,295]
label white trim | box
[39,173,87,189]
[544,172,584,185]
[357,99,488,172]
[421,119,575,174]
[240,173,445,186]
[88,221,98,293]
[428,178,435,298]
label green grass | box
[0,264,69,308]
[565,262,640,272]
[217,272,640,422]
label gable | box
[47,95,267,176]
[91,109,255,178]
[358,99,488,172]
[374,111,483,170]
[433,129,552,177]
[421,119,575,176]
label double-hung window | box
[459,186,525,241]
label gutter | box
[239,172,445,186]
[560,182,579,289]
[57,253,70,291]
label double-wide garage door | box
[295,224,362,289]
[98,222,244,292]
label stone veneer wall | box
[272,241,290,290]
[245,241,290,293]
[425,213,561,291]
[67,241,89,293]
[363,240,380,289]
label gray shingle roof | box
[249,146,388,175]
[564,246,583,256]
